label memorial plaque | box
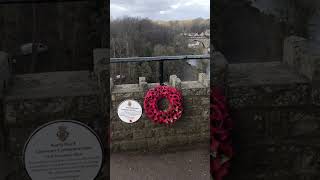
[117,99,142,123]
[23,120,103,180]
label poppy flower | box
[144,85,183,125]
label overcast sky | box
[110,0,210,21]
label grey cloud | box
[111,0,210,20]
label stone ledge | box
[4,71,99,100]
[227,62,311,108]
[110,80,209,152]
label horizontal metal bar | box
[110,54,210,63]
[0,0,90,4]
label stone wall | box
[213,36,320,180]
[94,49,210,153]
[0,52,11,98]
[1,71,107,180]
[0,51,10,153]
[110,73,210,152]
[283,36,320,106]
[0,48,209,179]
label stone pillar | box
[212,51,228,88]
[198,73,210,87]
[169,75,181,89]
[283,36,320,106]
[93,49,109,179]
[310,51,320,106]
[93,48,109,112]
[110,78,114,91]
[0,51,10,154]
[139,77,148,91]
[0,51,11,98]
[283,36,308,77]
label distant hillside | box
[154,18,210,33]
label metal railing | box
[110,54,210,85]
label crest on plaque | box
[23,120,103,180]
[56,126,69,142]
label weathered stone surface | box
[93,48,109,75]
[283,36,308,75]
[312,88,320,106]
[212,51,228,88]
[283,36,320,106]
[5,71,99,100]
[110,80,209,152]
[0,53,7,143]
[228,62,310,108]
[93,49,110,118]
[283,36,320,82]
[0,51,11,99]
[226,144,320,180]
[1,70,105,179]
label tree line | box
[110,17,209,58]
[110,17,210,84]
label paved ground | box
[111,148,210,180]
[0,152,9,180]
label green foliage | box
[110,16,209,84]
[110,17,209,58]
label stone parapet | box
[216,36,320,180]
[1,70,105,180]
[227,61,310,108]
[283,36,320,106]
[212,51,228,88]
[93,48,110,122]
[110,74,210,152]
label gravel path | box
[111,148,210,180]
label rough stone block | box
[212,51,228,87]
[0,51,11,98]
[228,62,310,108]
[110,77,212,152]
[198,73,209,87]
[139,77,146,84]
[169,75,177,85]
[173,78,182,89]
[283,36,307,71]
[312,88,320,106]
[119,139,148,151]
[93,48,109,76]
[110,78,114,91]
[133,129,153,139]
[111,130,133,141]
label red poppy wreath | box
[144,85,183,125]
[211,87,234,180]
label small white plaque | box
[117,100,142,123]
[23,120,103,180]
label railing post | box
[159,60,164,85]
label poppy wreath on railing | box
[144,85,183,125]
[211,87,234,180]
